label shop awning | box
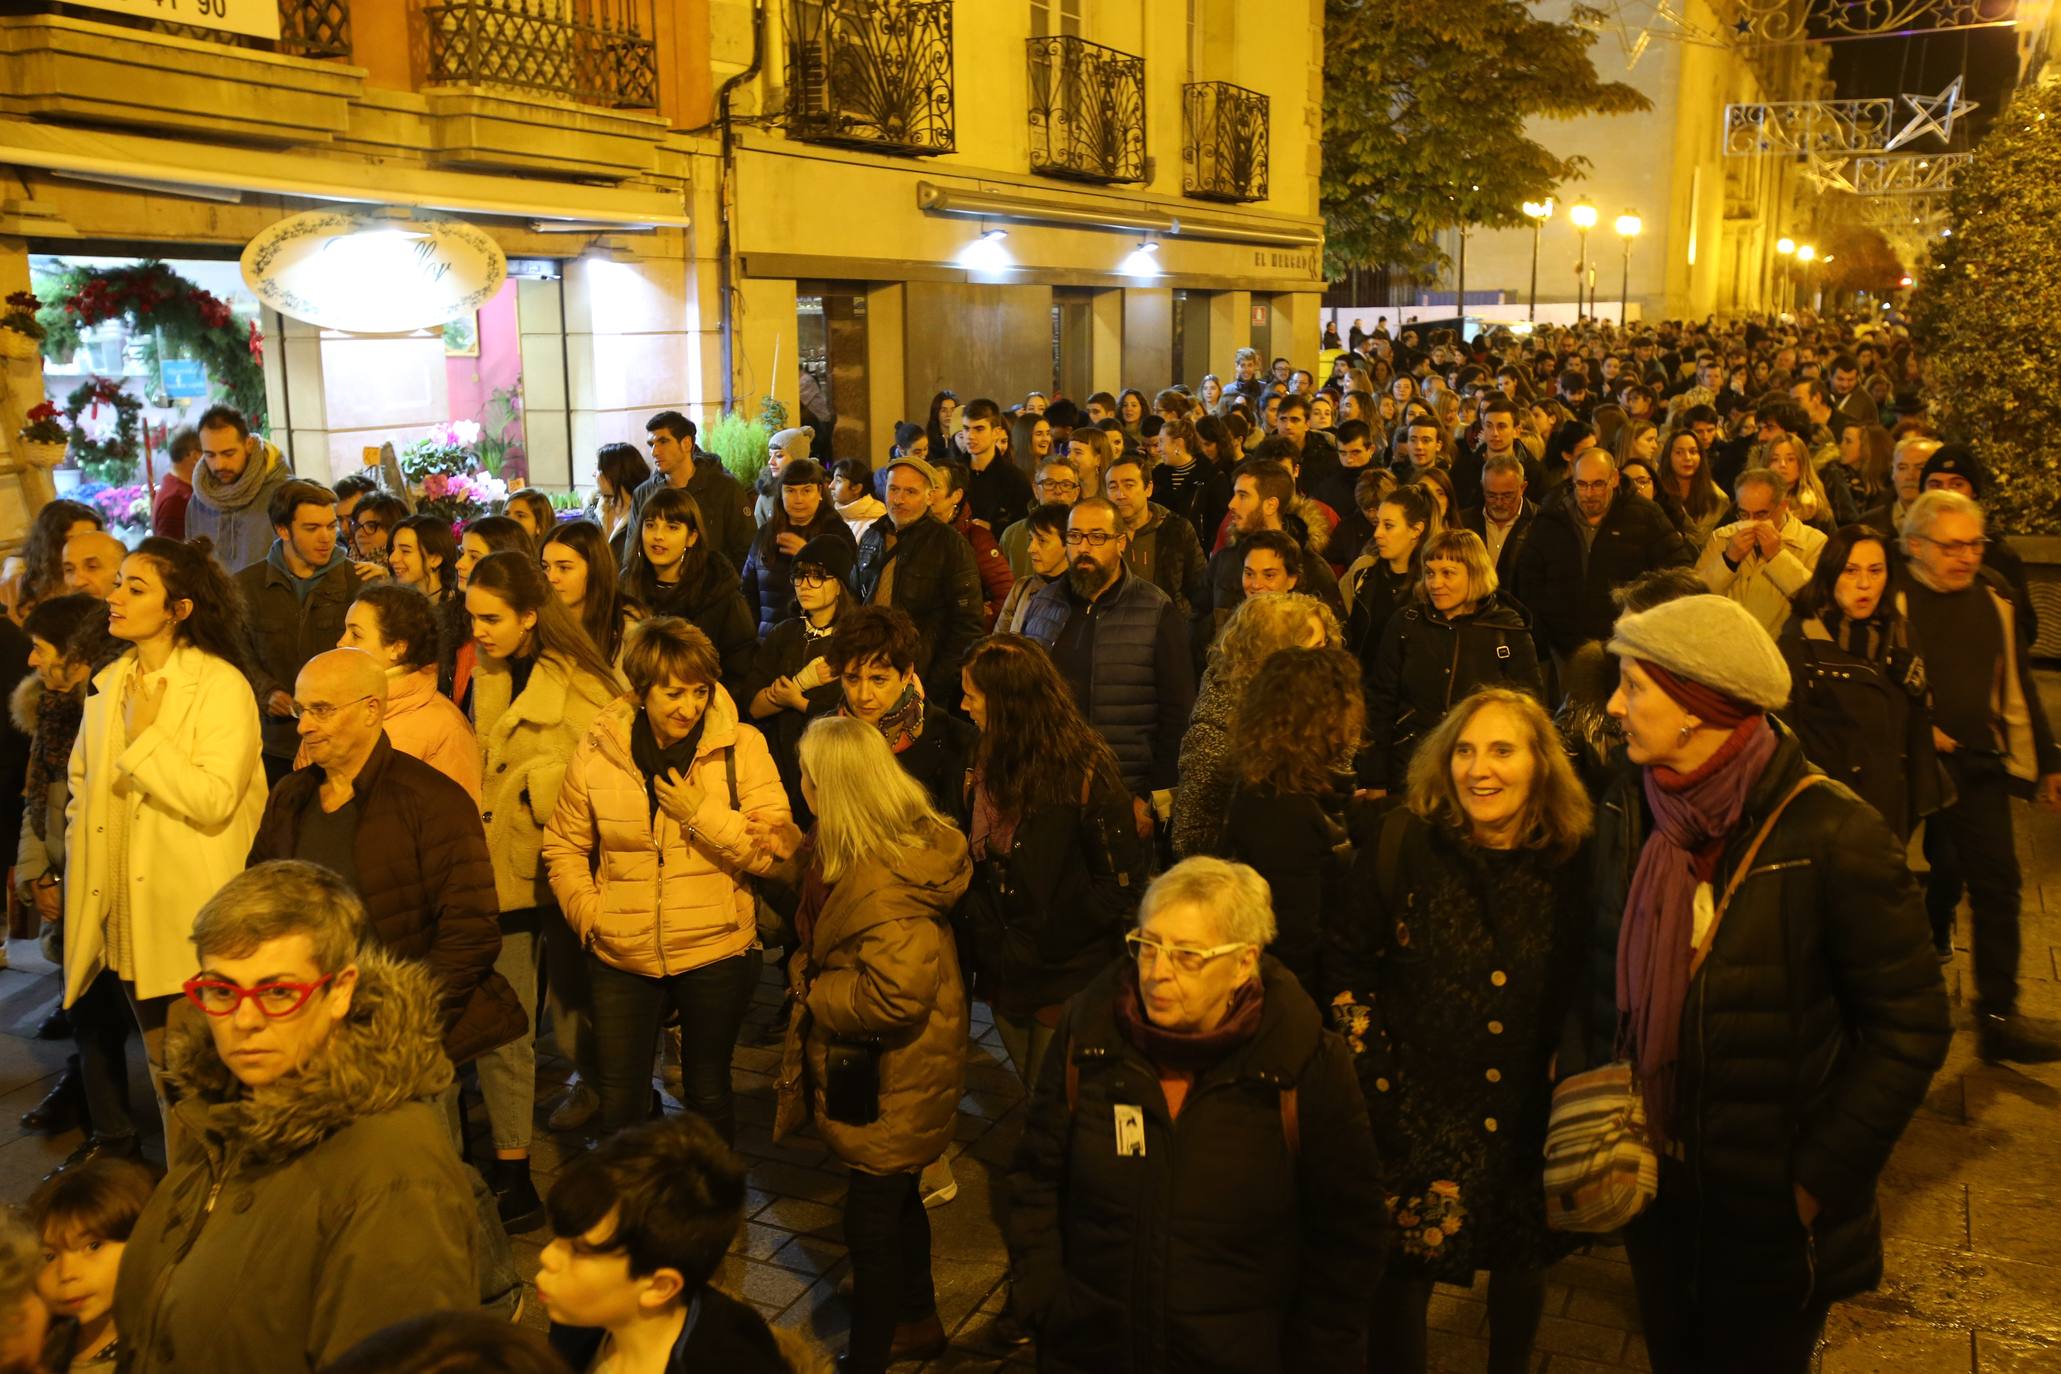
[0,120,690,229]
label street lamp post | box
[1570,200,1598,320]
[1776,236,1795,315]
[1797,243,1817,314]
[1522,198,1554,322]
[1614,212,1642,327]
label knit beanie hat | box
[793,534,855,584]
[770,426,815,461]
[1918,443,1985,498]
[1606,594,1791,716]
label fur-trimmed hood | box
[10,672,39,734]
[166,946,455,1164]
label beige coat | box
[473,651,621,913]
[1696,515,1827,637]
[542,688,787,977]
[64,646,268,1004]
[775,819,971,1176]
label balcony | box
[1182,80,1267,203]
[788,0,955,156]
[422,0,658,109]
[1026,35,1145,185]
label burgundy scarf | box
[1617,715,1778,1140]
[1115,974,1265,1073]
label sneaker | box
[546,1081,599,1133]
[919,1156,958,1209]
[1978,1012,2061,1065]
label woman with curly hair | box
[1213,647,1368,998]
[959,635,1148,1088]
[1329,687,1594,1374]
[1171,591,1342,859]
[9,499,102,623]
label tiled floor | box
[4,677,2059,1370]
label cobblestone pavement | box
[3,680,2058,1372]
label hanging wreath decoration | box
[62,376,144,484]
[39,260,266,429]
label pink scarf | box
[1616,717,1778,1140]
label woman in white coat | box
[63,536,267,1169]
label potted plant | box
[0,291,45,360]
[17,401,68,468]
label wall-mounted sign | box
[159,359,208,399]
[240,211,506,335]
[1251,304,1270,327]
[67,0,279,41]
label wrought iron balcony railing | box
[788,0,955,156]
[422,0,658,109]
[1027,35,1146,184]
[1182,80,1267,203]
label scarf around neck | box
[631,706,708,822]
[193,445,273,512]
[1116,972,1265,1075]
[1616,716,1779,1141]
[844,680,924,753]
[25,684,84,842]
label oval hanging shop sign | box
[240,211,506,334]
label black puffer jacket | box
[632,552,758,694]
[1007,957,1386,1374]
[1215,782,1367,1000]
[1363,591,1545,789]
[1777,612,1943,843]
[1582,726,1950,1311]
[739,507,856,637]
[963,763,1147,1018]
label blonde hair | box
[1205,591,1342,703]
[1404,687,1592,861]
[1418,527,1498,602]
[798,715,952,882]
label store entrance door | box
[797,281,870,463]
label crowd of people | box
[0,307,2054,1374]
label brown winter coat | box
[473,650,623,912]
[114,949,477,1374]
[542,690,788,978]
[248,735,525,1064]
[774,818,971,1176]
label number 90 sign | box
[68,0,281,41]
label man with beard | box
[1018,498,1194,839]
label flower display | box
[404,423,507,523]
[2,290,46,341]
[18,401,67,446]
[76,481,150,533]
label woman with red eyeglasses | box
[60,536,267,1174]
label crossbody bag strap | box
[1690,774,1827,977]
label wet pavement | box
[3,676,2059,1371]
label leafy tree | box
[1909,79,2061,535]
[1321,0,1649,281]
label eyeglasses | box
[1037,479,1081,494]
[288,694,377,722]
[1063,530,1121,547]
[1125,931,1250,976]
[183,973,336,1019]
[794,570,836,588]
[1916,535,1987,557]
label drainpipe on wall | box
[713,0,766,417]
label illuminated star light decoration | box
[1575,0,1729,71]
[1801,153,1857,193]
[1885,78,1978,151]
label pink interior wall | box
[445,279,521,427]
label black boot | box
[489,1157,545,1233]
[21,1056,88,1136]
[35,1007,71,1040]
[1978,1012,2061,1065]
[44,1133,141,1181]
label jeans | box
[430,1082,524,1317]
[992,1010,1057,1092]
[842,1168,936,1371]
[119,981,176,1156]
[474,910,542,1153]
[1921,755,2022,1015]
[586,950,759,1144]
[74,970,135,1142]
[1624,1194,1829,1374]
[539,906,595,1078]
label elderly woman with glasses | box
[1005,857,1385,1374]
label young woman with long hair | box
[1345,481,1441,672]
[594,440,651,559]
[923,390,959,458]
[540,518,641,664]
[1217,647,1367,998]
[959,636,1145,1088]
[755,715,971,1374]
[1172,591,1343,859]
[1658,428,1728,550]
[64,537,265,1167]
[456,514,535,593]
[1009,412,1054,483]
[11,499,101,622]
[740,457,857,639]
[619,485,756,693]
[464,549,624,1230]
[1116,387,1148,443]
[1763,432,1837,535]
[334,581,481,797]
